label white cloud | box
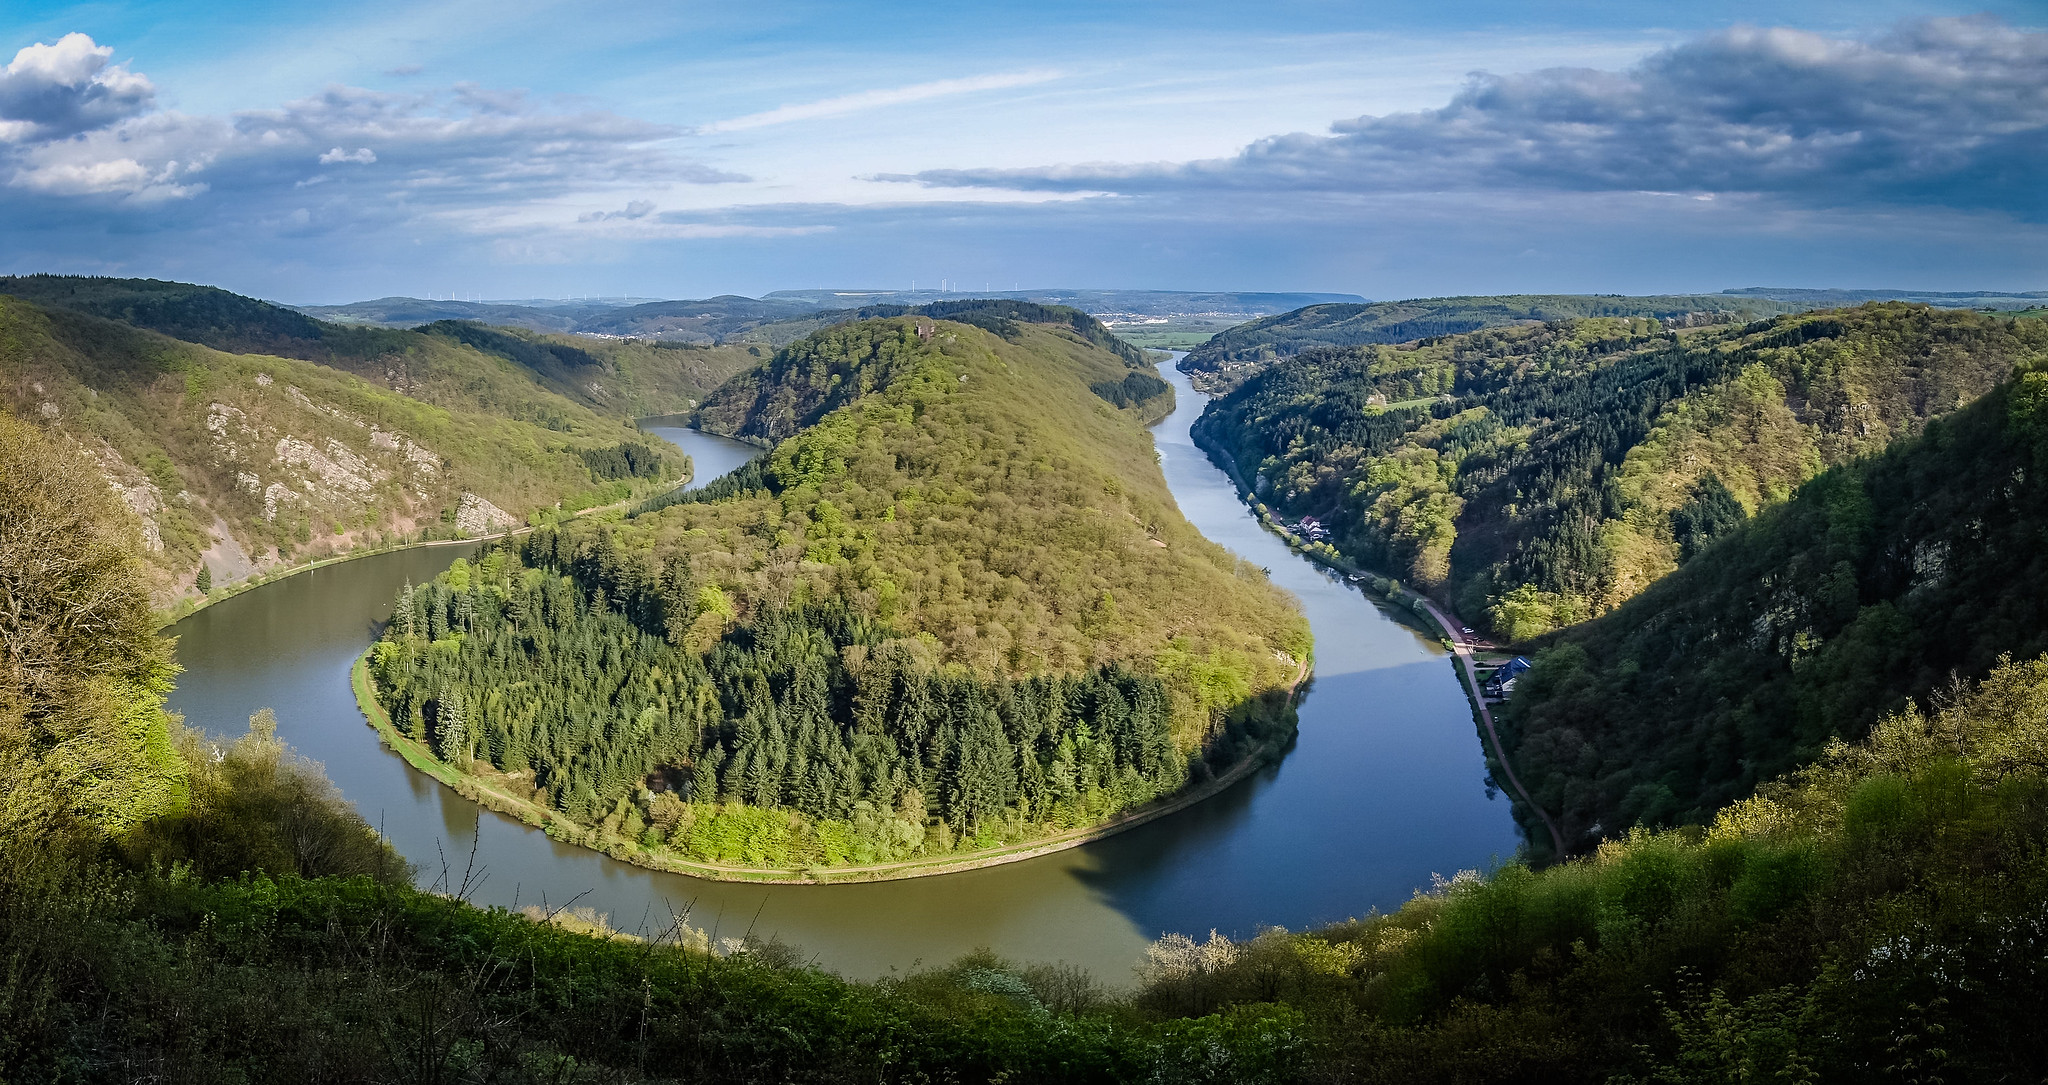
[0,32,155,142]
[318,146,376,164]
[695,69,1064,133]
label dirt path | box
[1415,598,1568,857]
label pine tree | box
[195,564,212,593]
[436,688,468,766]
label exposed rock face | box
[454,491,517,536]
[273,435,385,496]
[83,441,165,552]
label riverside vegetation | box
[367,305,1309,874]
[1198,304,2046,640]
[11,402,2048,1080]
[0,275,764,607]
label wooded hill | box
[370,310,1307,872]
[0,279,714,605]
[12,402,2048,1081]
[1196,305,2047,641]
[0,275,761,422]
[1179,292,1804,392]
[1496,348,2048,854]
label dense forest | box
[369,310,1306,871]
[1179,292,1803,392]
[368,539,1252,866]
[11,402,2048,1080]
[1197,304,2047,638]
[1496,355,2048,854]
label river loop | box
[165,357,1519,980]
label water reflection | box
[163,359,1517,981]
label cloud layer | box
[0,34,741,211]
[897,18,2047,217]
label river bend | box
[164,361,1518,979]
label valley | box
[156,354,1515,975]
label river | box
[163,361,1519,981]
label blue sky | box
[1,1,2042,302]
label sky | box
[0,1,2042,303]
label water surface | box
[165,362,1518,980]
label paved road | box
[1416,599,1569,858]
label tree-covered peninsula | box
[366,309,1308,876]
[12,397,2048,1080]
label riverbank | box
[353,651,1310,884]
[155,458,697,629]
[1184,421,1559,850]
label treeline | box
[1180,292,1802,381]
[578,439,667,480]
[692,319,942,444]
[421,318,604,369]
[367,533,1276,867]
[1498,364,2048,854]
[631,450,774,515]
[1198,305,2043,637]
[1091,369,1171,409]
[819,299,1148,367]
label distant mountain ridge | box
[1722,286,2048,309]
[293,288,1370,345]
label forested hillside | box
[0,293,682,604]
[369,312,1304,873]
[0,275,756,419]
[1180,292,1802,392]
[9,341,2048,1082]
[1197,305,2046,640]
[1497,357,2048,853]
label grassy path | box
[353,653,1311,884]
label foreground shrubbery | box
[1134,654,2048,1080]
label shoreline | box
[353,651,1310,885]
[158,444,700,630]
[1185,419,1560,851]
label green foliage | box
[579,439,670,481]
[1132,655,2048,1081]
[124,709,411,883]
[1670,473,1746,562]
[0,411,185,838]
[376,314,1303,867]
[1182,292,1803,390]
[1199,305,2044,626]
[1502,362,2048,855]
[1091,369,1172,410]
[0,290,672,599]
